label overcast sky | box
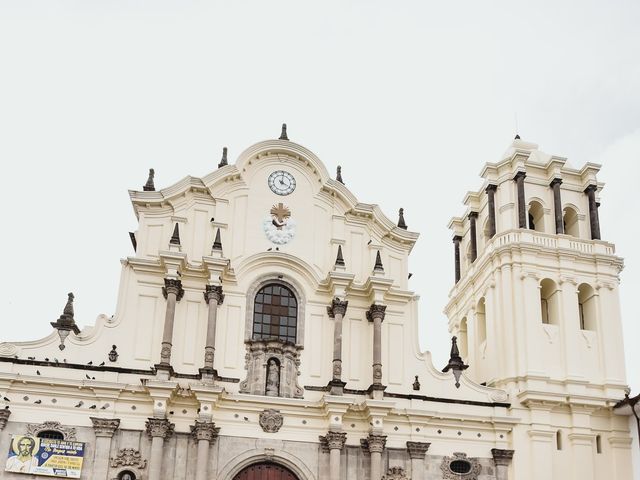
[0,1,638,393]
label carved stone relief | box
[259,409,283,433]
[382,467,409,480]
[239,340,303,398]
[26,421,76,440]
[110,449,147,469]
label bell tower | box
[444,137,632,480]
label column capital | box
[485,183,498,193]
[90,417,120,438]
[145,417,174,439]
[468,211,478,220]
[162,278,184,301]
[366,304,387,322]
[0,409,11,431]
[452,235,462,244]
[190,420,220,442]
[406,441,430,459]
[203,284,224,304]
[365,433,387,453]
[550,177,563,187]
[320,430,347,451]
[584,183,598,194]
[513,170,526,181]
[491,448,515,466]
[327,298,348,318]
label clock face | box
[268,170,296,196]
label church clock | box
[268,170,296,196]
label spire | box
[336,165,344,184]
[279,123,289,140]
[63,292,74,317]
[50,292,80,350]
[143,168,155,191]
[170,223,181,245]
[442,336,469,388]
[212,228,222,251]
[335,245,345,267]
[397,208,407,230]
[373,250,384,272]
[218,147,228,168]
[514,134,521,140]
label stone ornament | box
[366,304,387,322]
[204,284,224,304]
[491,448,515,466]
[263,203,296,245]
[108,344,119,362]
[327,298,348,318]
[191,420,220,442]
[406,441,430,459]
[382,467,408,480]
[239,340,304,398]
[26,421,76,440]
[365,434,387,454]
[90,417,120,437]
[259,409,283,433]
[145,417,174,439]
[0,409,11,431]
[162,278,184,301]
[440,452,481,480]
[319,431,347,451]
[110,448,147,469]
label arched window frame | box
[577,283,597,331]
[476,298,487,346]
[563,204,581,238]
[528,199,546,233]
[540,279,560,325]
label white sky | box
[0,1,638,393]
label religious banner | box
[5,435,85,478]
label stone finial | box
[279,123,289,140]
[63,292,74,317]
[412,375,420,391]
[108,345,119,362]
[320,431,347,451]
[442,336,468,388]
[336,165,344,184]
[191,420,220,442]
[0,408,11,431]
[335,245,345,267]
[218,147,228,168]
[50,292,80,350]
[397,208,407,230]
[90,417,120,438]
[212,228,223,251]
[373,250,384,273]
[145,418,174,439]
[514,134,521,139]
[143,168,155,191]
[169,223,181,245]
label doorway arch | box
[234,462,298,480]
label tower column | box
[191,420,219,480]
[200,285,224,382]
[366,434,387,480]
[406,441,430,480]
[584,184,601,240]
[468,212,478,262]
[528,429,554,479]
[453,236,462,283]
[146,418,174,480]
[486,184,497,238]
[491,448,514,480]
[513,171,527,228]
[90,418,120,480]
[550,178,564,234]
[367,304,387,399]
[157,278,184,373]
[322,431,347,480]
[327,298,348,395]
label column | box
[550,178,564,234]
[491,448,514,480]
[327,298,348,395]
[367,434,387,480]
[157,278,184,372]
[468,212,478,262]
[513,171,527,229]
[90,417,120,480]
[406,441,430,480]
[453,236,462,283]
[200,285,224,382]
[367,304,387,399]
[146,418,174,480]
[322,431,347,480]
[584,184,601,240]
[191,420,220,480]
[486,184,497,238]
[568,433,594,480]
[528,430,554,479]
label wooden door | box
[233,462,298,480]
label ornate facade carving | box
[366,304,387,322]
[90,417,120,437]
[406,441,430,459]
[382,467,408,480]
[440,452,481,480]
[319,430,347,451]
[190,420,220,442]
[0,409,10,430]
[239,340,304,398]
[259,409,283,433]
[26,421,76,440]
[162,278,184,301]
[204,284,224,304]
[327,298,348,318]
[110,448,147,469]
[365,434,387,453]
[145,417,174,439]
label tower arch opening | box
[577,283,597,331]
[540,279,560,325]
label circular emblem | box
[263,203,296,245]
[268,170,296,196]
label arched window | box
[596,435,602,454]
[118,471,137,480]
[37,430,64,440]
[563,207,580,238]
[540,279,560,325]
[528,201,545,232]
[476,298,487,345]
[578,283,597,331]
[459,317,468,359]
[556,430,563,450]
[253,284,298,343]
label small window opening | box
[596,435,602,454]
[528,212,535,230]
[37,430,64,440]
[556,430,563,450]
[118,471,137,480]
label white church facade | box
[0,127,635,479]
